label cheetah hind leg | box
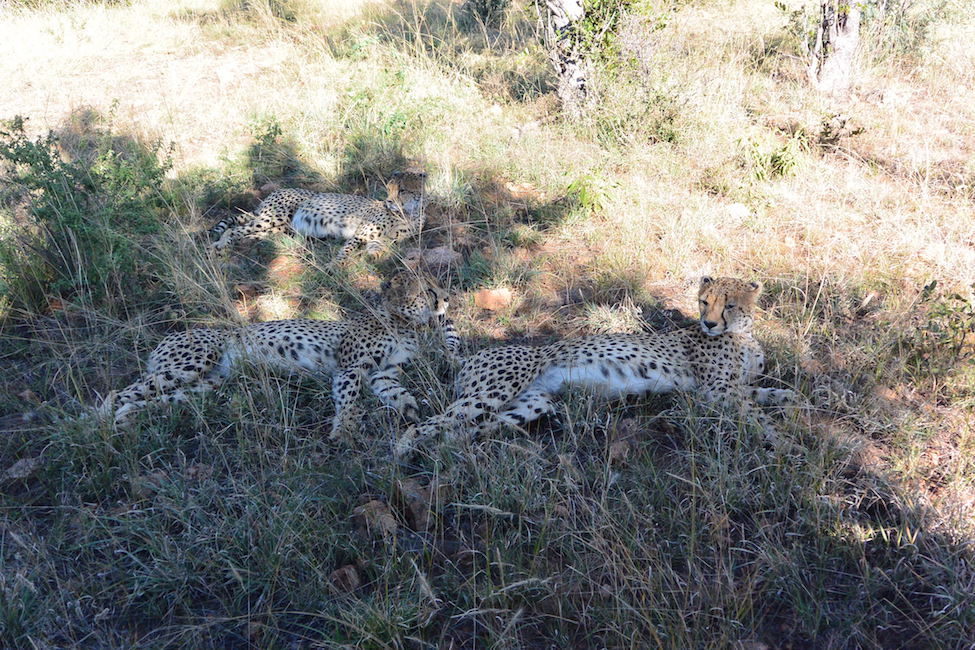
[475,389,557,437]
[110,367,227,425]
[394,418,441,459]
[395,389,556,458]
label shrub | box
[0,113,172,316]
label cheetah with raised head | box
[97,270,460,439]
[394,276,795,457]
[210,168,427,260]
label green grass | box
[1,0,974,647]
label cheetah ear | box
[700,276,714,287]
[748,281,763,294]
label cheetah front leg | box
[696,378,788,442]
[333,237,362,262]
[341,221,391,261]
[749,386,796,407]
[437,316,462,363]
[367,365,420,423]
[329,368,364,440]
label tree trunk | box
[809,0,861,98]
[541,0,588,114]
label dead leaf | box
[423,246,462,268]
[614,417,640,440]
[132,470,168,498]
[246,621,263,644]
[184,463,213,482]
[353,500,398,541]
[329,564,361,594]
[233,282,265,299]
[475,288,513,311]
[258,182,282,198]
[800,357,827,374]
[3,456,41,481]
[734,642,769,650]
[392,479,435,531]
[267,255,305,285]
[17,389,40,403]
[254,294,300,320]
[608,439,632,465]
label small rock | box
[329,564,361,594]
[3,457,42,481]
[475,288,513,311]
[353,500,398,541]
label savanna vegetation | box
[1,0,973,647]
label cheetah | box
[394,276,795,457]
[210,168,427,260]
[97,270,460,439]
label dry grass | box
[1,0,974,647]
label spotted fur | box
[210,169,427,260]
[98,271,460,439]
[395,277,795,457]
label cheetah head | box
[697,276,762,336]
[385,168,427,217]
[381,270,449,326]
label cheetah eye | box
[700,300,708,307]
[725,303,736,310]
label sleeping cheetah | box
[210,168,427,260]
[97,270,460,439]
[394,276,795,457]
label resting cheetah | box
[394,276,795,457]
[97,270,460,439]
[210,169,427,260]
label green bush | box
[0,114,172,316]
